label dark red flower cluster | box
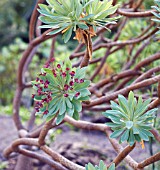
[61,72,84,98]
[33,59,85,115]
[33,78,52,114]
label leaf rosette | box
[102,91,158,146]
[38,0,120,43]
[85,161,115,170]
[32,59,90,125]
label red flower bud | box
[69,81,74,86]
[40,79,44,83]
[35,107,39,112]
[41,73,46,76]
[75,92,80,97]
[75,78,79,83]
[64,93,69,97]
[36,77,39,82]
[69,71,75,76]
[43,110,49,115]
[57,64,61,68]
[62,72,67,77]
[50,57,55,62]
[45,80,50,84]
[64,84,69,91]
[44,84,48,88]
[80,79,84,83]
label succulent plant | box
[102,91,158,146]
[32,58,90,125]
[151,0,160,35]
[38,0,120,43]
[85,161,115,170]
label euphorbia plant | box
[103,91,158,146]
[38,0,120,42]
[33,0,120,124]
[85,161,115,170]
[38,0,120,67]
[32,59,90,124]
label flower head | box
[32,59,90,125]
[38,0,120,43]
[103,91,158,146]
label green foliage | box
[151,0,160,35]
[0,0,34,48]
[0,38,48,105]
[0,39,27,105]
[119,19,148,40]
[85,161,115,170]
[0,105,31,122]
[38,0,120,42]
[103,91,158,146]
[0,37,77,106]
[32,59,90,125]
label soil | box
[0,115,159,170]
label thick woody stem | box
[19,148,68,170]
[158,81,160,98]
[49,37,56,60]
[85,74,160,107]
[106,130,138,169]
[117,9,157,17]
[89,70,141,93]
[112,143,136,167]
[29,0,45,41]
[13,88,24,130]
[150,128,160,143]
[41,145,85,170]
[38,113,58,146]
[3,138,39,158]
[137,152,160,169]
[133,66,160,84]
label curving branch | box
[117,9,157,17]
[29,0,45,41]
[137,152,160,169]
[3,138,39,158]
[105,130,138,169]
[19,148,68,170]
[41,145,85,170]
[112,143,136,167]
[38,114,58,146]
[85,74,160,107]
